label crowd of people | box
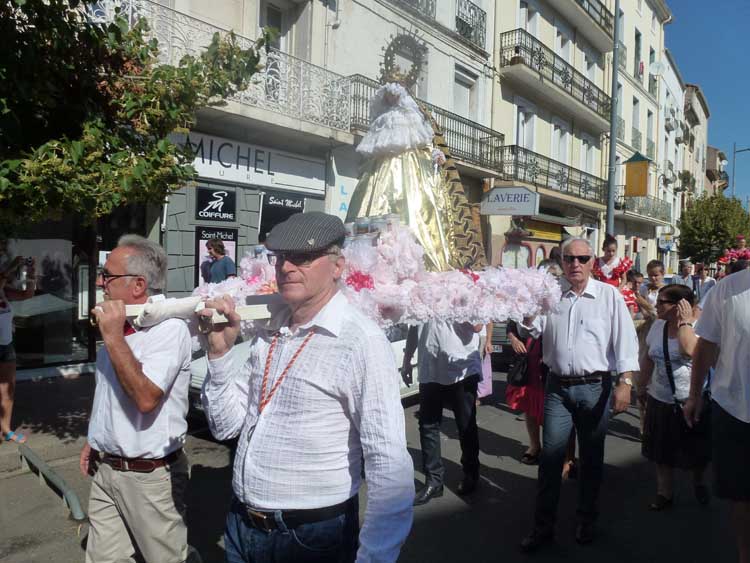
[2,214,748,563]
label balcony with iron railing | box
[389,0,437,20]
[616,194,671,224]
[456,0,487,50]
[350,75,504,171]
[498,29,612,133]
[90,0,351,132]
[647,138,655,160]
[545,0,614,52]
[499,145,607,206]
[632,127,642,151]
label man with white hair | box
[80,235,194,563]
[520,237,639,552]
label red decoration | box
[719,248,750,264]
[460,268,480,283]
[345,271,375,291]
[592,256,633,288]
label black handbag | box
[507,337,532,387]
[662,322,710,434]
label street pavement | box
[0,373,735,562]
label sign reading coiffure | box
[195,187,237,222]
[172,133,326,195]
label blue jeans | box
[534,376,612,531]
[224,497,359,563]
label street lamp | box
[732,142,750,198]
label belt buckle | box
[247,509,273,532]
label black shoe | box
[575,522,595,545]
[456,474,478,496]
[414,484,444,506]
[520,528,554,553]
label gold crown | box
[378,32,427,90]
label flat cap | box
[265,212,346,253]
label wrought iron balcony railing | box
[616,116,625,141]
[350,75,504,171]
[498,29,611,121]
[499,145,606,204]
[574,0,614,37]
[647,138,655,160]
[632,127,642,151]
[456,0,487,49]
[616,194,671,223]
[91,0,351,131]
[389,0,437,20]
[617,41,627,70]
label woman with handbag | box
[638,284,711,511]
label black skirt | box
[642,395,711,470]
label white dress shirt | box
[524,279,639,376]
[88,317,192,458]
[202,291,414,563]
[418,320,482,385]
[695,269,750,422]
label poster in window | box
[195,227,238,288]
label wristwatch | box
[678,322,695,329]
[620,377,633,386]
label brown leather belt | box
[242,496,356,532]
[100,449,183,473]
[553,371,610,387]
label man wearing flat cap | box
[201,212,414,563]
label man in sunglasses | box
[200,212,414,563]
[82,235,195,563]
[520,237,639,552]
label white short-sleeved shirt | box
[88,317,192,458]
[695,269,750,422]
[645,320,692,403]
[417,320,482,385]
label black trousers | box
[418,375,480,486]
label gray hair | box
[117,234,167,295]
[560,237,594,256]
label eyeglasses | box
[656,298,677,305]
[266,251,339,267]
[562,255,592,265]
[97,268,143,284]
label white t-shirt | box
[695,269,750,422]
[645,319,692,403]
[640,284,660,307]
[0,289,12,346]
[418,320,482,385]
[88,317,192,458]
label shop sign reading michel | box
[172,132,326,195]
[480,186,539,216]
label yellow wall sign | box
[624,153,650,197]
[525,219,562,242]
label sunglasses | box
[562,255,592,265]
[656,298,678,305]
[267,251,339,267]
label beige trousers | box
[85,453,189,563]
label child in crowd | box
[640,259,666,308]
[622,270,644,319]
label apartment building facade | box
[683,83,711,198]
[486,0,615,267]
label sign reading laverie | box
[480,186,539,216]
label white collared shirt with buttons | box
[202,291,414,563]
[695,268,750,423]
[87,314,192,459]
[523,278,639,377]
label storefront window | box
[6,219,96,369]
[502,243,530,268]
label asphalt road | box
[0,374,736,562]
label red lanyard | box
[259,329,315,414]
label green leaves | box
[0,0,264,228]
[677,195,750,263]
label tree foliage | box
[0,0,267,227]
[677,194,750,263]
